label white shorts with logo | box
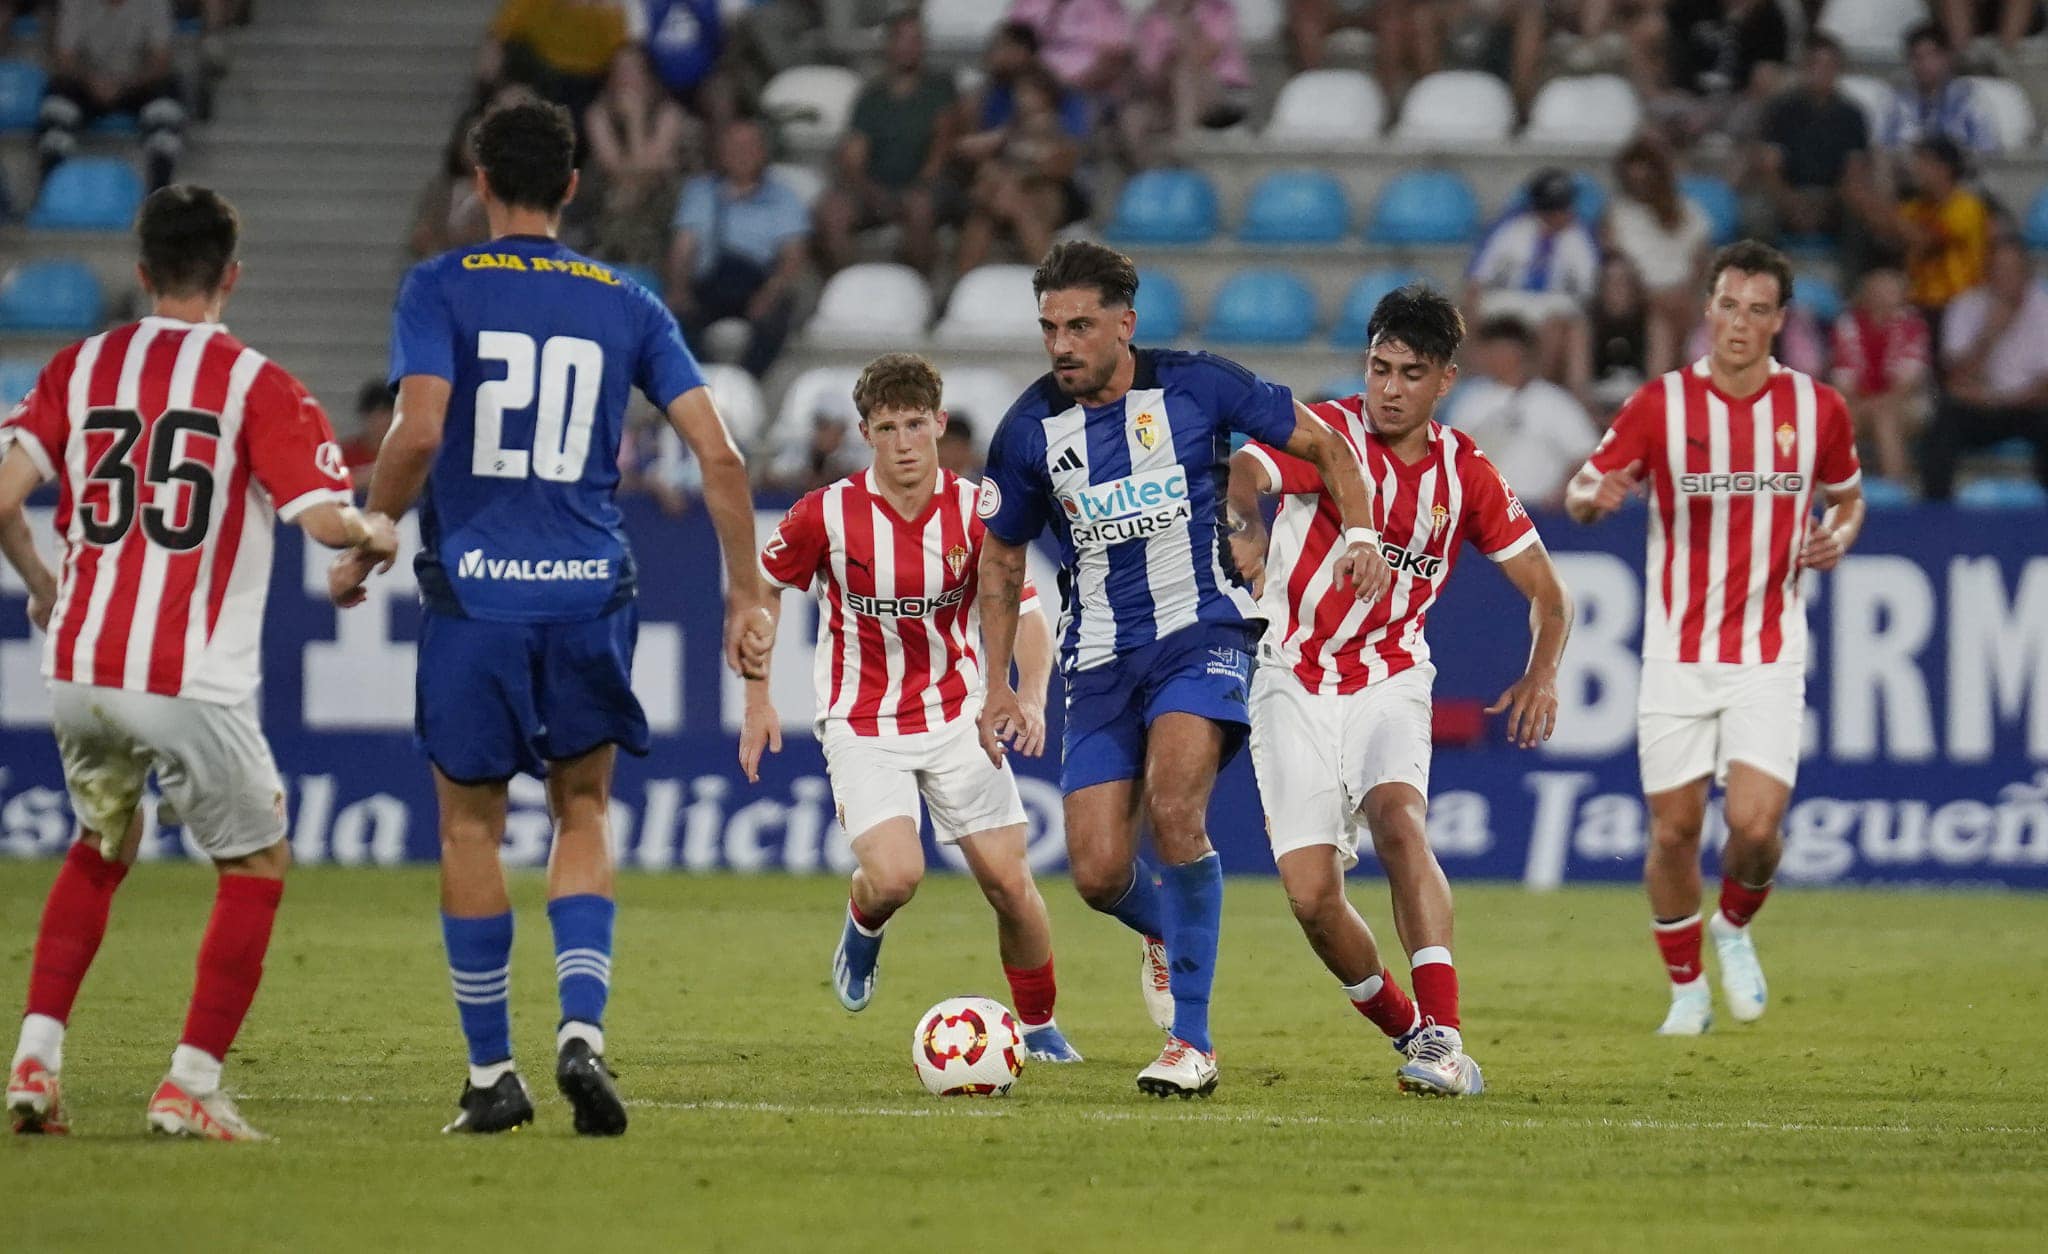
[1248,662,1434,869]
[821,710,1027,845]
[1636,659,1806,794]
[48,680,288,861]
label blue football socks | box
[443,911,514,1067]
[1104,858,1166,938]
[547,894,615,1036]
[1160,854,1223,1054]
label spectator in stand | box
[1122,0,1251,155]
[1937,0,2044,71]
[340,380,397,483]
[1753,33,1871,242]
[1006,0,1132,99]
[1287,0,1443,106]
[665,116,809,379]
[938,415,982,477]
[1877,23,2001,157]
[584,45,693,267]
[1926,235,2048,498]
[954,65,1088,275]
[1589,254,1660,411]
[1633,0,1790,143]
[1890,137,1991,323]
[813,9,957,275]
[480,0,634,117]
[636,0,736,127]
[965,21,1092,140]
[1829,268,1930,484]
[409,84,536,259]
[1466,168,1600,395]
[38,0,184,192]
[1605,134,1709,377]
[767,392,868,493]
[1448,315,1602,509]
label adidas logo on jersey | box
[457,548,613,582]
[1059,467,1191,550]
[1049,446,1085,475]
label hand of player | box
[1591,461,1645,516]
[1334,539,1390,604]
[728,599,776,679]
[1486,669,1559,749]
[1800,518,1846,571]
[978,681,1024,767]
[1228,524,1267,599]
[326,547,377,609]
[1012,697,1046,759]
[358,511,400,572]
[738,692,782,783]
[26,587,54,633]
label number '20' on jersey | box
[389,236,706,623]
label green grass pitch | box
[4,863,2045,1252]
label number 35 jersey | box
[389,236,706,623]
[1,316,352,704]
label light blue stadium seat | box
[1858,476,1914,509]
[89,113,139,136]
[1955,478,2048,509]
[1679,173,1740,246]
[1238,170,1350,244]
[1133,268,1186,341]
[1103,168,1220,246]
[0,260,103,332]
[1780,232,1835,258]
[1501,169,1607,230]
[0,59,45,133]
[613,264,663,295]
[1793,272,1844,326]
[0,357,40,404]
[29,158,145,230]
[1330,267,1430,347]
[1204,269,1318,345]
[1986,437,2036,460]
[1366,170,1480,246]
[1313,370,1365,402]
[2025,187,2048,251]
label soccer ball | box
[912,996,1025,1097]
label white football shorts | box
[1249,662,1434,868]
[1636,659,1806,795]
[821,708,1027,845]
[48,680,288,861]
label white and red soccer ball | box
[912,997,1024,1097]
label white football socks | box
[13,1013,64,1072]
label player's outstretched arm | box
[1485,541,1575,749]
[737,595,784,783]
[976,533,1029,767]
[1563,460,1643,524]
[1281,399,1388,602]
[1225,449,1273,599]
[0,446,56,632]
[1801,482,1865,572]
[1010,602,1054,758]
[665,386,773,678]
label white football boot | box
[1396,1024,1485,1097]
[1709,912,1768,1023]
[1139,935,1174,1031]
[1136,1037,1218,1099]
[1656,976,1714,1036]
[146,1077,269,1141]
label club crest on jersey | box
[1776,422,1796,458]
[1429,503,1449,536]
[945,544,968,579]
[1133,410,1159,450]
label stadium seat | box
[0,357,39,404]
[1956,478,2048,509]
[1103,168,1219,246]
[699,363,769,452]
[1365,170,1481,245]
[938,366,1021,453]
[934,264,1038,344]
[1793,273,1844,326]
[1330,267,1430,348]
[0,58,44,132]
[1501,168,1607,229]
[1836,74,1892,139]
[769,162,824,209]
[1265,70,1385,144]
[28,158,144,230]
[924,0,1007,49]
[1391,71,1515,146]
[1859,476,1915,509]
[1133,268,1187,342]
[761,65,861,149]
[772,365,865,448]
[1204,269,1318,345]
[1231,0,1286,43]
[2024,188,2048,250]
[0,259,103,332]
[1678,173,1739,246]
[1522,75,1642,146]
[1817,0,1926,58]
[1238,170,1350,244]
[613,264,663,295]
[1964,77,2035,149]
[806,263,932,346]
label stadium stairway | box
[178,0,496,419]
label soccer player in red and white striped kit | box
[1229,284,1574,1095]
[1567,241,1865,1036]
[738,353,1082,1063]
[1,187,387,1138]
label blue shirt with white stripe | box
[979,348,1297,673]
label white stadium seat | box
[1965,76,2036,150]
[925,0,1008,51]
[1265,70,1385,144]
[1392,70,1515,146]
[1837,74,1892,140]
[938,367,1021,455]
[770,365,866,465]
[768,162,824,210]
[762,65,861,151]
[1522,74,1642,146]
[699,364,769,452]
[933,264,1039,345]
[1817,0,1926,59]
[805,263,933,347]
[1231,0,1286,44]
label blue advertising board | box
[1,499,2043,888]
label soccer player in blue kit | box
[330,101,771,1135]
[974,241,1392,1097]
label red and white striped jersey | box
[1584,358,1861,666]
[1244,396,1538,695]
[1,317,352,704]
[761,468,1041,737]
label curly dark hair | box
[1032,240,1139,308]
[853,352,944,421]
[1365,282,1465,365]
[469,99,576,212]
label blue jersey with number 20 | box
[389,235,705,623]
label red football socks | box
[1002,957,1058,1027]
[1349,969,1420,1040]
[1717,877,1772,929]
[1653,913,1705,984]
[24,842,130,1023]
[1410,946,1459,1029]
[179,875,284,1061]
[848,895,895,935]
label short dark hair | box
[996,20,1039,53]
[1904,20,1949,55]
[1915,135,1966,179]
[356,378,396,416]
[1707,239,1795,307]
[1806,31,1843,61]
[1365,283,1465,365]
[1032,240,1138,308]
[940,414,975,442]
[469,99,576,212]
[853,352,944,421]
[1474,313,1535,350]
[136,185,240,298]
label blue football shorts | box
[1058,620,1257,794]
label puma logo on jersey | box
[458,548,612,581]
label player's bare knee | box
[1649,814,1703,852]
[1143,794,1208,857]
[217,836,290,879]
[977,867,1037,922]
[1072,858,1133,912]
